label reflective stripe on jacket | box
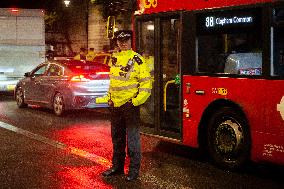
[96,49,152,107]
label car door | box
[24,64,48,103]
[43,63,64,103]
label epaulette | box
[133,55,142,65]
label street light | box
[64,0,71,7]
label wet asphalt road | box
[0,94,283,189]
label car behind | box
[14,60,110,116]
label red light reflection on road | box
[68,146,111,168]
[57,166,113,189]
[53,123,119,188]
[53,123,113,161]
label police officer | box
[96,30,152,181]
[86,47,96,61]
[74,47,87,60]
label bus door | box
[137,15,182,138]
[160,18,181,135]
[262,9,284,163]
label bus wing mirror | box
[107,16,115,39]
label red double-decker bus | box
[132,0,284,169]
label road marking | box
[0,121,194,188]
[0,121,111,167]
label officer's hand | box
[127,99,134,106]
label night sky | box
[0,0,53,9]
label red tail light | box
[70,75,91,82]
[11,8,19,13]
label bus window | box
[161,19,180,78]
[197,9,262,75]
[198,33,262,75]
[140,20,155,76]
[160,18,181,132]
[139,20,155,126]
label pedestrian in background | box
[74,47,87,60]
[96,30,152,181]
[46,50,54,61]
[86,47,96,61]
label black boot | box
[125,172,139,181]
[102,167,124,177]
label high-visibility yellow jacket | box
[86,51,96,61]
[96,49,152,107]
[73,54,81,60]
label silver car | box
[14,60,110,116]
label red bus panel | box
[182,75,284,164]
[137,0,274,14]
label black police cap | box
[114,30,132,41]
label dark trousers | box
[109,102,141,175]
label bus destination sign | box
[205,16,253,28]
[198,9,261,33]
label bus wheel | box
[15,88,27,108]
[207,107,250,170]
[53,93,65,116]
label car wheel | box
[206,107,250,170]
[53,93,65,116]
[15,88,27,108]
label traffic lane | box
[1,126,283,189]
[0,120,201,189]
[0,127,112,189]
[0,96,114,162]
[1,96,284,188]
[0,94,110,135]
